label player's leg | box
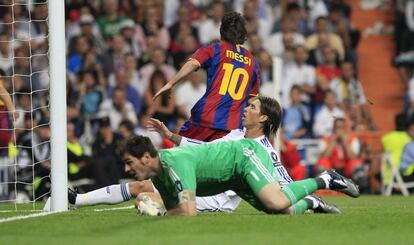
[242,146,359,213]
[70,180,153,207]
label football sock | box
[75,183,132,207]
[282,179,319,204]
[291,199,313,215]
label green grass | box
[0,196,413,245]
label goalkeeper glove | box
[137,195,166,216]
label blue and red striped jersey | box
[188,41,260,131]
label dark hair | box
[257,96,282,138]
[333,117,345,126]
[119,119,135,132]
[395,113,408,131]
[119,135,158,159]
[286,3,300,12]
[220,11,247,44]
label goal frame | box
[48,0,67,212]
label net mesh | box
[0,0,50,210]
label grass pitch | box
[0,196,412,245]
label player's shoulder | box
[224,129,245,140]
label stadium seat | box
[381,153,414,196]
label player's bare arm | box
[147,118,183,145]
[153,59,200,101]
[166,190,197,216]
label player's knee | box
[262,200,287,212]
[262,192,291,213]
[129,181,150,197]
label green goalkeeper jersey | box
[152,138,279,209]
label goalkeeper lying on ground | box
[53,96,355,215]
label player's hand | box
[153,82,173,101]
[147,118,173,139]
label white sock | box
[75,183,132,207]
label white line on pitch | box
[0,210,42,213]
[93,205,135,212]
[0,211,60,223]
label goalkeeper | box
[122,135,359,216]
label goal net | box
[0,0,67,211]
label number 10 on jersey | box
[219,63,250,100]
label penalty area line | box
[0,211,60,223]
[93,205,135,212]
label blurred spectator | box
[67,14,105,55]
[282,85,312,140]
[170,34,199,70]
[101,35,127,77]
[314,46,341,103]
[264,16,305,57]
[306,16,345,60]
[278,33,296,66]
[313,90,345,137]
[67,35,92,74]
[257,49,273,85]
[243,0,272,40]
[307,33,331,66]
[306,0,328,25]
[407,74,414,117]
[174,71,206,118]
[139,48,176,85]
[329,0,352,19]
[119,19,141,57]
[97,0,126,38]
[67,121,93,188]
[280,137,307,181]
[109,53,145,97]
[403,1,414,53]
[16,117,51,198]
[0,32,12,72]
[198,1,225,45]
[330,62,375,131]
[168,4,199,45]
[316,117,362,179]
[135,5,170,51]
[98,87,138,131]
[78,71,104,120]
[328,5,360,64]
[91,117,124,187]
[144,70,179,128]
[281,45,316,107]
[9,46,41,91]
[117,119,135,139]
[400,119,414,188]
[107,68,142,115]
[381,113,411,187]
[283,2,311,36]
[246,33,264,57]
[134,112,163,149]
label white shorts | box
[152,184,241,212]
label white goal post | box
[48,0,67,212]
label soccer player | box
[153,11,260,141]
[67,96,341,214]
[122,135,359,216]
[0,71,17,156]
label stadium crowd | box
[0,0,380,201]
